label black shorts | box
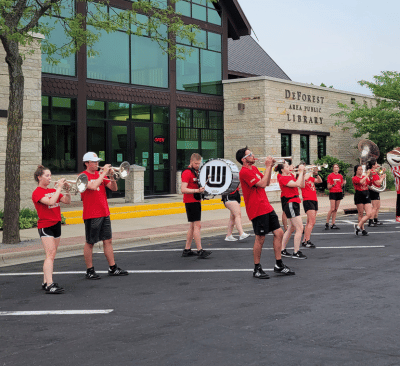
[185,202,201,222]
[38,221,61,239]
[251,211,280,236]
[222,191,241,205]
[283,202,301,219]
[280,197,285,211]
[354,190,371,205]
[84,216,112,245]
[369,189,380,201]
[303,200,318,213]
[329,192,343,201]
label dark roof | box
[228,35,291,80]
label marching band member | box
[236,147,295,278]
[301,167,322,248]
[366,158,386,226]
[325,163,346,230]
[181,153,211,258]
[352,165,373,236]
[32,165,71,294]
[277,160,294,231]
[81,152,128,279]
[276,162,306,259]
[222,184,251,241]
[387,148,400,222]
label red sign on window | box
[154,136,165,144]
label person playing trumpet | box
[81,152,128,279]
[301,166,322,248]
[32,165,71,294]
[366,158,386,226]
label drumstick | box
[205,175,211,186]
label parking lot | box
[1,212,400,366]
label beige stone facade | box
[0,35,44,210]
[223,76,375,166]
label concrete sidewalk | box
[0,190,396,266]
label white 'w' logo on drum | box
[206,165,226,188]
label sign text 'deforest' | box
[284,89,324,124]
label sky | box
[238,0,400,96]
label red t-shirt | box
[352,175,370,191]
[182,168,201,204]
[239,166,273,221]
[80,171,111,220]
[32,187,63,229]
[301,176,317,201]
[327,173,344,193]
[277,175,301,203]
[369,171,381,189]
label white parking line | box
[0,310,114,316]
[111,245,385,253]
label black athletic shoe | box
[86,268,101,280]
[253,265,270,279]
[325,223,330,230]
[375,220,383,225]
[41,282,47,290]
[302,240,316,248]
[368,219,376,227]
[292,251,307,259]
[354,224,361,236]
[281,249,292,257]
[182,249,198,257]
[361,230,369,236]
[45,283,64,294]
[274,264,295,275]
[330,224,340,230]
[108,266,129,276]
[197,249,212,259]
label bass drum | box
[199,159,240,196]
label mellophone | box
[55,161,131,195]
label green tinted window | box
[200,49,222,95]
[131,104,151,120]
[177,108,191,127]
[208,32,221,52]
[175,1,191,16]
[87,100,105,119]
[131,13,149,34]
[194,29,207,48]
[208,8,221,25]
[131,35,168,88]
[176,46,200,92]
[41,17,76,76]
[193,110,207,128]
[42,96,49,120]
[87,28,129,83]
[52,97,76,121]
[192,4,206,21]
[87,120,106,158]
[153,106,169,124]
[209,111,223,129]
[109,102,129,121]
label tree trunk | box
[2,40,24,244]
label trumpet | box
[100,161,131,181]
[292,163,328,173]
[54,174,88,195]
[255,156,292,165]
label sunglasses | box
[244,152,253,159]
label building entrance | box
[107,121,170,197]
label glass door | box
[134,124,151,195]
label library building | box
[0,0,375,208]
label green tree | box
[0,0,209,243]
[334,71,400,163]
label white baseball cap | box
[82,152,103,162]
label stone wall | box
[0,34,44,210]
[223,76,374,169]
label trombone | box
[100,161,131,181]
[54,173,88,195]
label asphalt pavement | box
[0,212,400,366]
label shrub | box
[0,208,39,230]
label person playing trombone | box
[32,165,71,294]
